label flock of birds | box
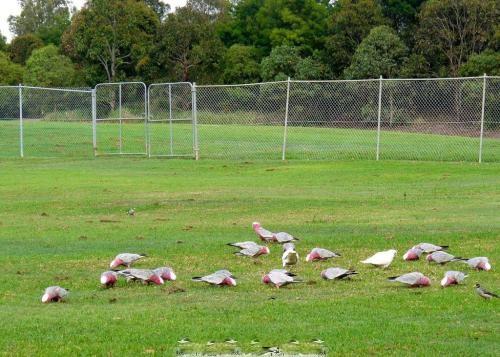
[41,221,498,303]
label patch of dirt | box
[108,298,117,303]
[100,219,120,223]
[135,236,145,240]
[54,275,70,281]
[41,212,49,217]
[165,286,186,294]
[182,225,194,231]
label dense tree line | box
[0,0,498,87]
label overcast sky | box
[0,0,187,42]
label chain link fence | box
[0,76,498,162]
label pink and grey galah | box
[403,247,424,261]
[252,222,275,242]
[388,272,431,287]
[464,257,491,271]
[361,249,397,268]
[154,267,177,281]
[192,270,237,286]
[273,232,299,243]
[321,267,358,280]
[440,271,468,287]
[426,251,466,264]
[262,269,302,288]
[41,286,69,303]
[116,269,164,285]
[306,248,341,262]
[100,271,118,288]
[412,243,449,253]
[234,244,270,258]
[227,241,260,250]
[109,253,146,269]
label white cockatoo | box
[282,245,299,268]
[361,249,397,268]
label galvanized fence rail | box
[0,75,498,162]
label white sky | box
[0,0,187,42]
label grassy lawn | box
[0,158,498,355]
[1,121,499,162]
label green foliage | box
[0,31,6,52]
[0,52,25,85]
[325,0,388,77]
[260,45,300,80]
[23,45,76,87]
[459,50,500,76]
[9,33,44,65]
[400,53,432,78]
[417,0,498,76]
[294,56,326,80]
[143,0,170,21]
[8,0,71,45]
[345,26,407,79]
[62,0,159,82]
[223,44,261,83]
[379,0,425,47]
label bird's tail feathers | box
[191,277,203,282]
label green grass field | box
[0,158,499,355]
[1,121,499,162]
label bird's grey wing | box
[396,272,423,284]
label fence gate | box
[147,82,197,158]
[94,82,147,156]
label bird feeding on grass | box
[233,244,270,258]
[153,266,177,281]
[387,272,431,287]
[475,284,499,299]
[321,267,358,280]
[306,247,341,262]
[282,245,299,268]
[426,251,465,265]
[464,257,491,271]
[440,271,467,287]
[116,269,164,285]
[412,243,448,253]
[262,269,303,288]
[109,253,146,269]
[252,222,275,242]
[100,271,118,288]
[41,286,69,303]
[361,249,397,268]
[273,231,299,243]
[227,241,261,250]
[403,247,424,261]
[192,270,237,286]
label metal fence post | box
[169,84,174,156]
[118,83,122,154]
[92,88,97,157]
[18,84,24,158]
[192,82,199,160]
[376,75,383,161]
[282,77,291,161]
[478,73,487,163]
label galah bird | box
[273,231,299,243]
[282,247,299,268]
[227,241,260,250]
[234,244,270,258]
[306,248,341,262]
[252,222,275,242]
[403,247,424,261]
[464,257,491,271]
[361,249,397,268]
[110,253,146,269]
[387,272,431,287]
[41,286,69,303]
[192,270,237,286]
[475,284,499,299]
[100,271,118,288]
[440,271,468,287]
[412,243,448,253]
[427,251,466,264]
[262,269,302,288]
[321,267,358,280]
[154,266,177,281]
[116,269,164,285]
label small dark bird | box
[475,283,499,299]
[127,208,136,216]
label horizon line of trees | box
[0,0,499,88]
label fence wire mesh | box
[95,82,147,155]
[148,83,194,157]
[0,76,498,162]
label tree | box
[344,25,408,79]
[9,34,44,64]
[143,0,170,21]
[399,53,432,78]
[325,0,388,77]
[379,0,425,48]
[8,0,71,45]
[260,45,301,81]
[417,0,498,76]
[0,32,6,52]
[222,45,261,84]
[294,56,326,80]
[155,3,225,82]
[23,45,76,87]
[62,0,159,82]
[0,52,25,85]
[459,50,500,76]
